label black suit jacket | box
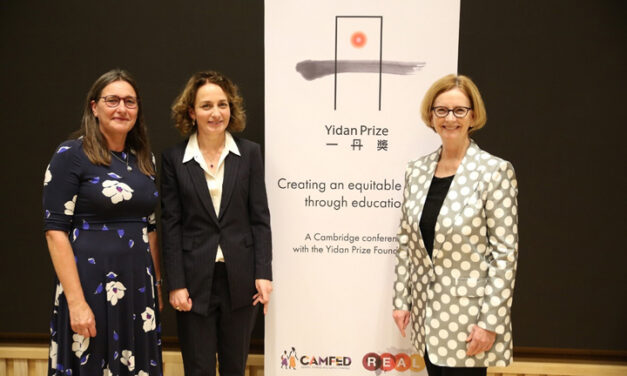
[160,136,272,315]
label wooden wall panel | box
[28,360,46,376]
[12,360,27,376]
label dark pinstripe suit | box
[161,136,272,375]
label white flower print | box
[141,307,156,332]
[103,366,112,376]
[142,227,148,243]
[137,370,149,376]
[44,164,52,186]
[106,281,126,306]
[49,340,58,369]
[71,333,89,358]
[148,212,156,225]
[64,195,77,215]
[121,349,135,371]
[102,180,134,204]
[54,283,64,306]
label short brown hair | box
[420,74,487,134]
[171,71,246,135]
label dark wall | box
[1,0,625,352]
[0,0,266,346]
[458,0,627,352]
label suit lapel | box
[184,159,220,225]
[415,149,439,217]
[218,151,240,219]
[411,149,439,264]
[432,141,483,259]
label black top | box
[419,175,454,259]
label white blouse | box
[182,131,241,262]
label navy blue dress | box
[43,138,162,376]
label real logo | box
[362,352,425,372]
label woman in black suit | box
[161,71,272,376]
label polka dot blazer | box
[393,141,519,367]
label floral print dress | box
[43,139,162,376]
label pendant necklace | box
[111,151,132,171]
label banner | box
[265,1,460,374]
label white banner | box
[265,1,460,374]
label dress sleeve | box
[477,160,519,334]
[393,162,413,311]
[43,141,82,233]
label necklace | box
[110,151,132,171]
[203,149,223,169]
[198,134,226,170]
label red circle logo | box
[351,31,367,48]
[380,353,396,371]
[362,353,381,371]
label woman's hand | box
[253,279,273,314]
[147,231,164,312]
[466,324,496,356]
[392,310,410,337]
[46,230,96,337]
[68,300,97,338]
[169,288,192,312]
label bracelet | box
[155,279,163,287]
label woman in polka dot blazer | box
[392,74,518,375]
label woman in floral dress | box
[43,69,163,375]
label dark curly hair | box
[171,71,246,135]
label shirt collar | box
[183,131,240,163]
[224,131,241,156]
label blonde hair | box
[420,74,487,134]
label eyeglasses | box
[99,95,138,109]
[431,106,472,118]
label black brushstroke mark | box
[296,60,426,81]
[335,15,384,110]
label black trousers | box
[176,262,258,376]
[424,350,487,376]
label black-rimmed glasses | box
[99,95,138,109]
[431,106,472,118]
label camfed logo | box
[362,352,425,372]
[280,347,299,370]
[281,346,352,370]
